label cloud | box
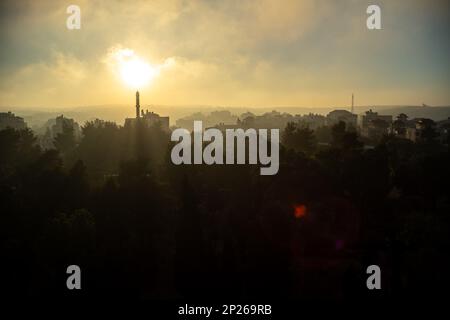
[0,51,89,106]
[0,0,449,107]
[51,51,86,82]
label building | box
[176,110,238,131]
[357,109,393,129]
[211,122,241,132]
[0,111,27,130]
[405,118,437,143]
[357,109,393,139]
[52,115,81,138]
[299,113,327,129]
[326,110,357,127]
[238,110,313,131]
[125,91,169,131]
[390,113,447,143]
[437,117,450,144]
[39,115,81,149]
[391,113,410,138]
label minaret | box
[136,91,140,118]
[351,93,354,114]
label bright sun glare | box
[112,48,159,89]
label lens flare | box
[294,204,307,219]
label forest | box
[0,119,448,300]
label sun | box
[105,46,175,89]
[110,48,159,89]
[119,56,159,89]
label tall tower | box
[351,93,354,114]
[136,91,140,118]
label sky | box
[0,0,449,109]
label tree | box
[77,120,121,179]
[419,119,438,143]
[54,122,76,154]
[0,128,41,174]
[282,122,317,155]
[315,125,332,143]
[331,121,362,150]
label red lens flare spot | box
[294,204,307,219]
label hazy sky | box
[0,0,449,108]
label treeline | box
[0,120,448,300]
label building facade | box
[0,111,27,130]
[326,110,357,127]
[357,109,393,139]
